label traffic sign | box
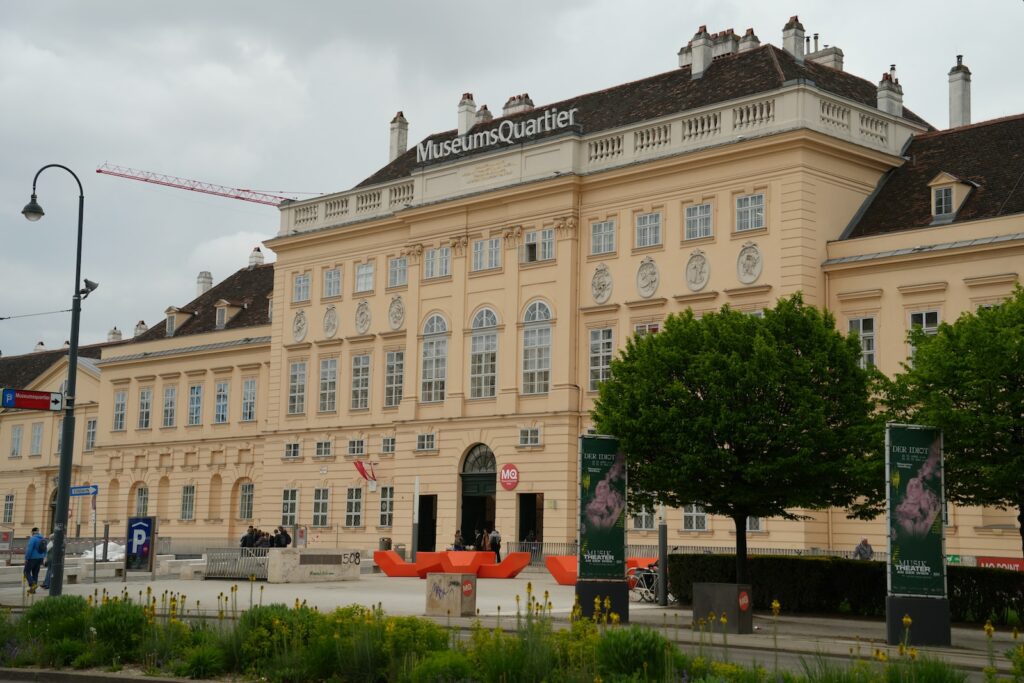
[125,516,155,572]
[70,485,99,497]
[1,388,64,411]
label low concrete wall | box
[267,548,361,583]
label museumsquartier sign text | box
[417,107,579,163]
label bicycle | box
[627,565,676,603]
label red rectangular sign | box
[1,388,63,411]
[977,557,1024,572]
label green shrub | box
[19,594,91,645]
[91,599,148,662]
[304,607,388,682]
[468,626,525,683]
[884,656,967,682]
[597,626,674,681]
[41,636,86,668]
[0,609,18,664]
[948,566,1024,624]
[236,603,324,676]
[410,649,473,683]
[140,617,191,669]
[174,642,226,679]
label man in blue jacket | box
[23,527,46,594]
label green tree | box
[592,294,879,583]
[890,286,1024,556]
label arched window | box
[421,314,448,402]
[470,308,498,399]
[522,301,552,394]
[462,444,496,473]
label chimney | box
[134,320,148,337]
[475,105,493,124]
[502,93,534,117]
[107,327,123,342]
[806,45,845,71]
[681,25,713,78]
[248,246,265,268]
[62,340,70,349]
[457,93,476,135]
[948,55,971,128]
[33,341,46,352]
[197,271,213,296]
[389,111,408,162]
[877,71,904,117]
[738,27,760,53]
[782,16,805,63]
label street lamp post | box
[22,164,91,597]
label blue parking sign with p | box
[125,516,155,572]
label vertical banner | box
[579,435,626,580]
[886,424,945,597]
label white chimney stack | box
[134,320,148,337]
[877,71,904,117]
[33,341,46,352]
[782,16,805,63]
[502,93,534,117]
[107,327,123,342]
[681,25,713,78]
[476,105,493,124]
[197,271,213,296]
[389,111,409,162]
[738,27,760,53]
[457,93,476,135]
[249,246,265,268]
[948,55,971,128]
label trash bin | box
[394,543,406,560]
[379,537,392,551]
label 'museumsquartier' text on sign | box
[417,108,579,163]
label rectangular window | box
[162,386,177,427]
[137,388,152,429]
[281,489,298,527]
[519,427,541,447]
[313,488,330,527]
[180,485,195,521]
[416,433,436,451]
[379,486,394,527]
[522,327,551,394]
[319,358,337,412]
[384,351,404,407]
[589,327,613,391]
[293,273,311,302]
[214,381,229,424]
[284,442,300,459]
[634,322,660,337]
[471,238,502,271]
[355,263,374,293]
[470,331,498,399]
[735,193,765,232]
[315,440,332,457]
[2,494,13,525]
[522,228,554,263]
[187,384,203,426]
[423,246,451,279]
[166,314,175,337]
[747,516,762,532]
[30,423,43,455]
[381,436,396,454]
[420,338,447,402]
[682,504,707,531]
[635,212,662,248]
[113,390,127,431]
[288,361,307,415]
[239,482,254,520]
[348,439,365,457]
[591,219,616,255]
[685,203,713,240]
[9,425,22,457]
[351,354,370,410]
[85,419,97,451]
[848,317,875,369]
[934,187,953,216]
[323,267,341,298]
[632,507,655,530]
[909,310,940,359]
[136,487,149,516]
[345,487,363,527]
[215,307,227,329]
[388,257,408,288]
[241,378,257,422]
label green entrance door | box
[460,444,496,547]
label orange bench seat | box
[477,552,531,579]
[544,555,578,586]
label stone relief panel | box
[685,249,710,292]
[388,296,405,330]
[292,310,308,343]
[736,241,763,284]
[591,264,613,304]
[636,256,659,298]
[323,306,338,338]
[354,300,371,335]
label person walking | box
[40,536,55,590]
[853,538,874,560]
[23,527,46,594]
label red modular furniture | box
[440,550,496,574]
[414,551,447,578]
[545,555,578,586]
[626,556,657,570]
[373,550,420,578]
[477,552,531,579]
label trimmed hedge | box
[667,554,1024,623]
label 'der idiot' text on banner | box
[579,435,626,580]
[886,424,946,598]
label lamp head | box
[80,279,99,298]
[22,194,44,222]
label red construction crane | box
[96,162,300,206]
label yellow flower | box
[984,620,995,638]
[898,643,905,656]
[873,649,888,662]
[720,614,728,626]
[902,614,912,629]
[610,612,620,625]
[1014,627,1020,641]
[908,647,918,661]
[771,599,781,616]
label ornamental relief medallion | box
[685,249,710,292]
[388,296,405,330]
[736,241,763,284]
[354,300,371,335]
[636,256,659,298]
[291,310,308,343]
[591,264,613,304]
[322,306,338,339]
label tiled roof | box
[98,336,272,365]
[133,263,274,342]
[848,114,1024,237]
[0,343,110,390]
[357,44,931,188]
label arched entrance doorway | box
[460,444,496,547]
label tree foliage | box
[592,294,880,581]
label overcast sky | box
[2,1,1022,358]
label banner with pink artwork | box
[578,435,626,581]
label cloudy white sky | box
[2,1,1022,357]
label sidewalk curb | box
[0,668,182,683]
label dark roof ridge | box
[765,43,786,81]
[911,112,1024,140]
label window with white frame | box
[934,187,953,216]
[239,482,254,520]
[162,386,176,427]
[421,315,448,402]
[381,436,395,454]
[355,262,374,293]
[416,433,436,451]
[180,485,195,520]
[135,486,149,516]
[323,267,341,298]
[345,487,363,527]
[315,440,332,457]
[423,246,451,279]
[635,212,662,248]
[351,354,370,409]
[522,228,554,263]
[113,390,127,431]
[591,219,615,255]
[685,203,713,240]
[522,301,552,394]
[85,419,97,451]
[632,507,655,530]
[682,504,707,531]
[472,237,502,271]
[166,313,175,337]
[313,488,330,527]
[215,307,227,329]
[9,425,22,457]
[589,327,613,391]
[293,273,311,302]
[347,438,365,457]
[281,489,298,527]
[519,427,541,446]
[137,388,152,429]
[288,361,307,415]
[388,257,407,288]
[55,419,63,453]
[2,494,13,525]
[634,321,660,337]
[909,310,939,359]
[187,384,203,425]
[214,381,229,424]
[379,486,394,527]
[735,193,765,232]
[848,317,875,369]
[30,423,43,455]
[319,358,337,412]
[384,351,404,407]
[747,516,762,532]
[284,442,300,459]
[470,308,498,399]
[241,378,257,421]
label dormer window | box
[934,187,953,217]
[215,307,227,329]
[166,313,175,336]
[927,172,975,225]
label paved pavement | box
[0,569,1014,680]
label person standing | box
[23,527,46,594]
[40,536,55,590]
[489,528,502,563]
[853,538,874,560]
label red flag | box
[368,462,377,481]
[354,461,369,480]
